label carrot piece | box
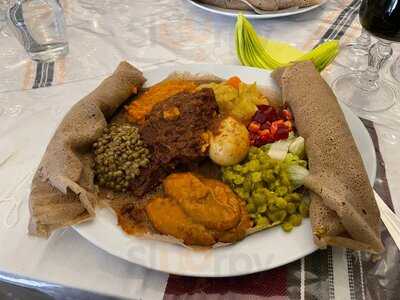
[226,76,241,89]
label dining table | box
[0,0,399,299]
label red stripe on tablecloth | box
[164,266,287,299]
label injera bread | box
[197,0,320,11]
[272,61,384,253]
[29,61,146,237]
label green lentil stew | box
[93,124,150,192]
[222,146,310,232]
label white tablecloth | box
[0,0,399,299]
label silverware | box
[374,191,400,250]
[237,0,299,15]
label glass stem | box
[390,55,400,82]
[356,40,393,92]
[355,28,371,50]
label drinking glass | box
[7,0,68,61]
[333,0,399,112]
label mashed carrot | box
[126,79,197,124]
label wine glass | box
[333,0,399,112]
[0,0,8,115]
[334,29,371,71]
[0,0,7,21]
[391,55,400,82]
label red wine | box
[360,0,400,42]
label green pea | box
[246,202,256,213]
[253,182,264,191]
[259,156,270,165]
[269,210,287,223]
[262,169,275,183]
[235,187,249,200]
[251,172,262,183]
[268,180,280,192]
[248,160,260,172]
[234,175,246,185]
[287,202,297,214]
[248,147,259,155]
[275,197,287,209]
[255,187,269,196]
[223,166,232,172]
[289,214,303,226]
[257,204,267,213]
[243,180,252,192]
[233,165,243,173]
[223,170,236,181]
[252,192,266,207]
[256,215,269,227]
[275,186,288,197]
[280,172,291,187]
[282,222,293,232]
[267,195,276,206]
[268,203,279,212]
[287,193,302,202]
[260,144,271,152]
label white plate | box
[74,64,376,277]
[186,0,327,19]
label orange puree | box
[126,79,197,124]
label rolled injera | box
[29,62,146,237]
[197,0,320,11]
[272,61,384,253]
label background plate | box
[186,0,327,19]
[74,64,376,277]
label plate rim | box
[186,0,327,19]
[74,63,377,277]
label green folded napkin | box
[235,15,339,71]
